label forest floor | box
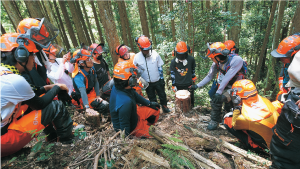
[1,95,272,169]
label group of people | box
[1,17,300,168]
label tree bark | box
[146,1,157,46]
[252,1,277,84]
[97,1,120,66]
[43,1,64,48]
[228,1,243,47]
[58,1,78,48]
[24,1,44,18]
[2,1,23,31]
[158,0,166,37]
[175,90,191,114]
[137,1,150,38]
[80,1,95,43]
[40,1,49,21]
[205,0,210,42]
[1,23,6,35]
[289,1,300,34]
[90,1,104,44]
[53,1,70,50]
[188,1,193,46]
[117,0,129,45]
[68,1,88,45]
[179,1,186,41]
[74,1,91,45]
[170,1,176,42]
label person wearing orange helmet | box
[44,44,74,96]
[133,35,170,113]
[271,33,300,99]
[71,48,109,114]
[17,18,59,88]
[110,61,160,137]
[223,79,279,153]
[189,42,245,130]
[1,33,74,157]
[170,41,196,107]
[88,43,111,89]
[270,53,300,168]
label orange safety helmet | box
[0,33,39,53]
[232,79,258,99]
[43,44,64,58]
[113,61,138,80]
[206,42,229,59]
[71,49,92,78]
[89,43,104,54]
[176,41,188,53]
[224,40,236,51]
[271,33,300,58]
[135,35,152,51]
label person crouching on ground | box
[71,48,109,115]
[110,61,160,138]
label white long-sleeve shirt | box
[47,58,74,95]
[196,56,243,94]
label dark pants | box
[145,80,167,106]
[176,85,194,107]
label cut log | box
[86,111,100,127]
[184,125,272,167]
[208,152,232,169]
[149,126,222,169]
[175,90,191,114]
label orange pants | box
[1,108,44,157]
[131,106,160,138]
[72,89,97,109]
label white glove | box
[224,112,233,118]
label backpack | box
[217,53,248,76]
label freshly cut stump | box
[86,111,100,127]
[175,90,191,114]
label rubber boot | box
[44,123,57,142]
[207,100,223,130]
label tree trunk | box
[117,0,129,45]
[53,1,70,50]
[170,1,176,42]
[146,1,157,46]
[123,2,135,51]
[75,1,91,45]
[289,1,300,34]
[205,0,210,42]
[68,1,88,45]
[40,1,49,21]
[252,1,277,84]
[24,1,44,18]
[97,1,120,66]
[228,1,243,47]
[175,90,191,114]
[90,1,104,44]
[50,2,67,49]
[58,1,78,48]
[43,1,64,48]
[80,1,95,43]
[179,1,186,41]
[137,1,150,38]
[1,23,6,35]
[158,0,166,37]
[2,1,23,31]
[188,1,193,46]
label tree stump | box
[175,90,191,114]
[86,111,101,127]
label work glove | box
[223,112,233,118]
[212,93,223,103]
[189,85,198,91]
[192,76,197,83]
[159,78,165,86]
[148,102,160,110]
[231,95,242,110]
[172,86,177,92]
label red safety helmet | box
[135,35,152,51]
[115,44,131,59]
[89,43,105,54]
[206,42,229,59]
[271,34,300,58]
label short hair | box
[1,51,17,66]
[216,54,227,61]
[114,77,129,90]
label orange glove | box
[172,86,177,92]
[192,76,197,83]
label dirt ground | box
[1,101,271,169]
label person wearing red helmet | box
[133,35,170,113]
[170,41,196,107]
[110,61,160,137]
[88,43,111,89]
[271,33,300,99]
[71,48,109,114]
[189,42,245,130]
[1,33,74,157]
[223,79,279,153]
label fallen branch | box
[184,125,272,166]
[133,146,170,168]
[149,126,222,169]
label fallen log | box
[208,152,232,169]
[184,125,272,167]
[149,126,222,169]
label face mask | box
[96,55,103,61]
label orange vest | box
[232,95,279,148]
